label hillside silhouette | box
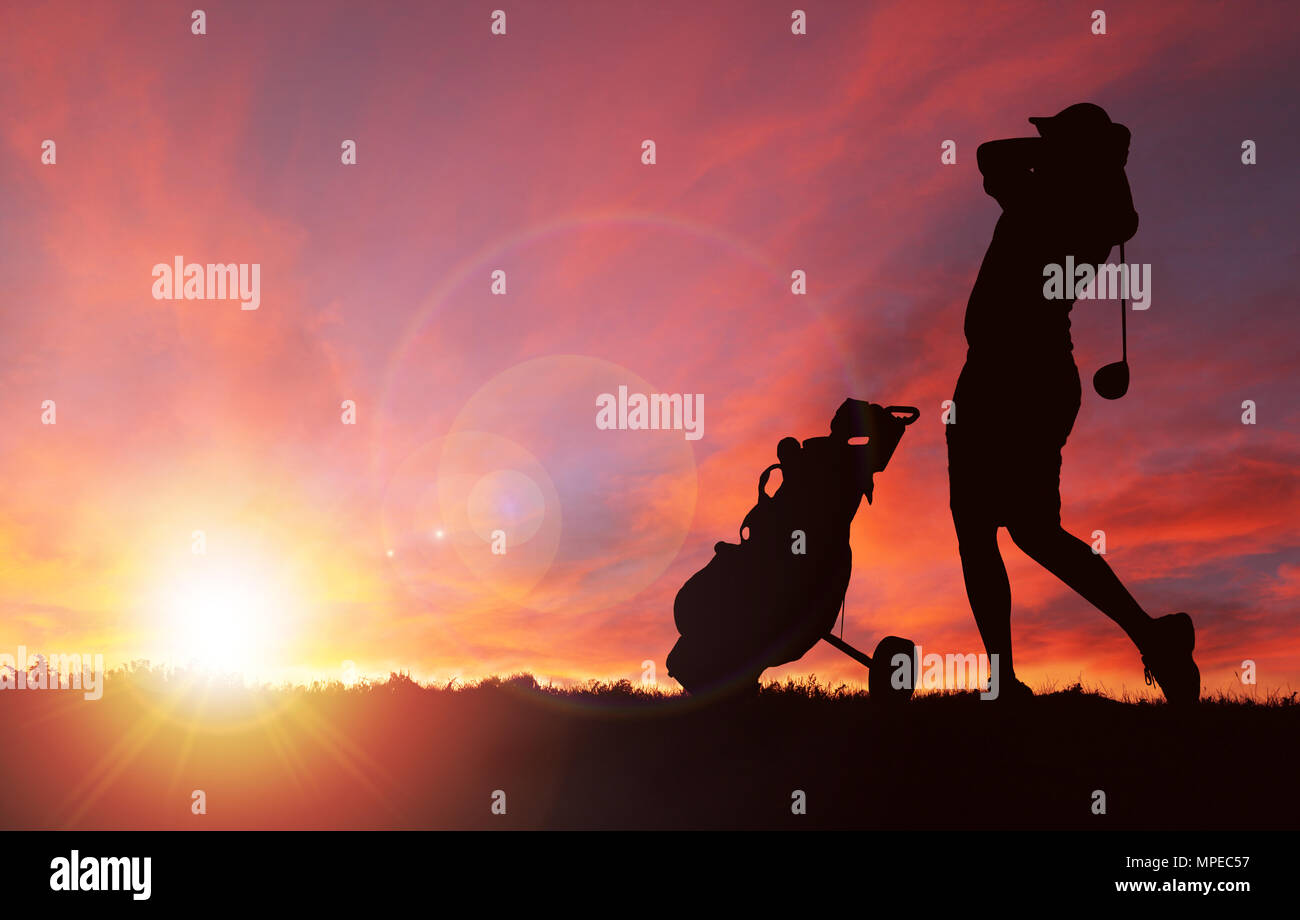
[0,665,1294,830]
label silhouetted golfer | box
[947,103,1199,704]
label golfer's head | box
[1031,102,1131,169]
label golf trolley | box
[667,399,921,702]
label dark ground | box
[1,669,1296,830]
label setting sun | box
[146,555,294,676]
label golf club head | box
[1093,360,1130,400]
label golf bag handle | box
[885,406,921,426]
[739,463,782,541]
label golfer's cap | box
[1028,102,1114,138]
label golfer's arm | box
[1081,170,1140,249]
[976,137,1041,175]
[977,138,1040,208]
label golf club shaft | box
[1120,241,1127,362]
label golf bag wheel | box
[869,635,918,703]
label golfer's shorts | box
[946,357,1081,527]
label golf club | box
[1093,241,1130,399]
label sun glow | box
[147,554,296,677]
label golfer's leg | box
[953,512,1015,676]
[1007,522,1152,647]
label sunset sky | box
[1,0,1296,697]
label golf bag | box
[667,399,917,694]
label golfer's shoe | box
[1141,612,1200,706]
[984,674,1034,703]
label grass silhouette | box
[1,664,1295,830]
